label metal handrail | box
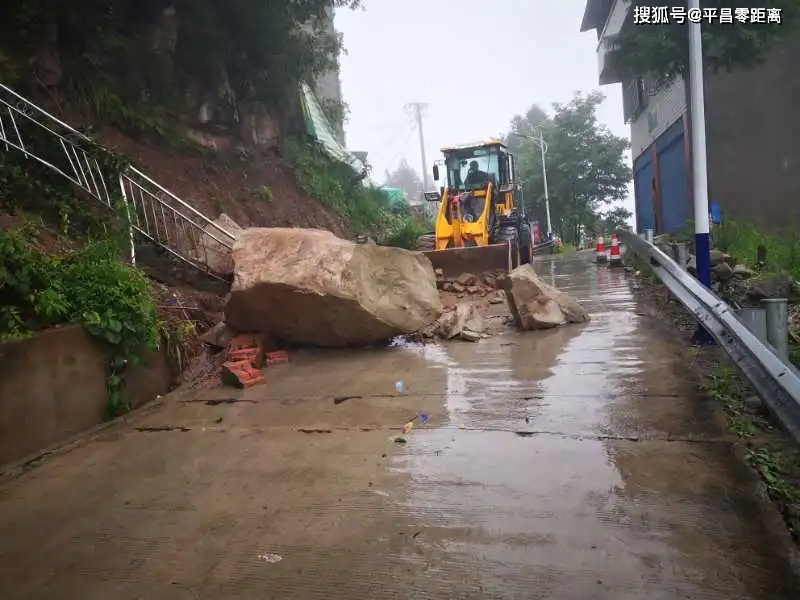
[0,82,235,280]
[619,229,800,443]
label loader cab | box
[437,142,516,192]
[434,141,519,224]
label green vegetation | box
[253,185,274,204]
[666,217,800,368]
[384,159,424,205]
[0,229,159,417]
[506,92,632,246]
[0,1,362,139]
[282,136,385,234]
[282,136,426,246]
[712,219,800,279]
[608,0,800,89]
[382,217,430,250]
[701,364,800,542]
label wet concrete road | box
[1,252,799,599]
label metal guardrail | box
[532,239,556,255]
[0,82,235,280]
[618,229,800,443]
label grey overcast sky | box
[335,0,633,213]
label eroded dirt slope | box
[99,128,349,237]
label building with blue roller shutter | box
[630,104,691,235]
[581,0,800,235]
[581,0,690,235]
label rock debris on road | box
[1,252,799,599]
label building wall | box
[313,4,347,147]
[704,29,800,233]
[628,77,689,235]
[630,76,686,158]
[598,0,629,40]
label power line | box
[405,102,430,189]
[371,118,416,158]
[386,125,418,170]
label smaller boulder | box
[712,262,734,281]
[748,274,797,301]
[710,249,730,266]
[500,265,590,330]
[436,302,483,340]
[687,254,697,275]
[455,273,477,286]
[459,329,482,342]
[733,264,756,279]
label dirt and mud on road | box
[2,252,800,599]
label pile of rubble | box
[412,265,590,343]
[197,227,446,387]
[400,270,499,344]
[199,325,290,389]
[195,226,591,387]
[435,270,505,298]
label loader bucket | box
[422,243,512,280]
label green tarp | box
[380,187,408,209]
[299,82,366,176]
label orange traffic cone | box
[609,233,622,266]
[595,232,607,263]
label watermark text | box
[634,7,782,24]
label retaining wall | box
[0,325,170,466]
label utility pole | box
[509,131,552,237]
[538,129,552,238]
[687,0,713,345]
[688,0,710,289]
[405,102,430,193]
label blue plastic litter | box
[710,202,721,225]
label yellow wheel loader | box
[418,140,533,279]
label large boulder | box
[224,228,443,347]
[500,264,590,330]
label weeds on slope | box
[673,218,800,278]
[281,136,388,236]
[712,219,800,279]
[282,136,428,247]
[626,255,800,546]
[701,364,800,543]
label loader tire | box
[497,226,520,270]
[518,223,532,265]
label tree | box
[384,159,424,205]
[0,1,365,120]
[508,104,549,141]
[598,206,633,232]
[608,1,800,87]
[508,92,632,245]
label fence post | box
[762,298,789,362]
[737,308,768,344]
[671,242,688,269]
[118,175,137,266]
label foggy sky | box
[335,0,633,214]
